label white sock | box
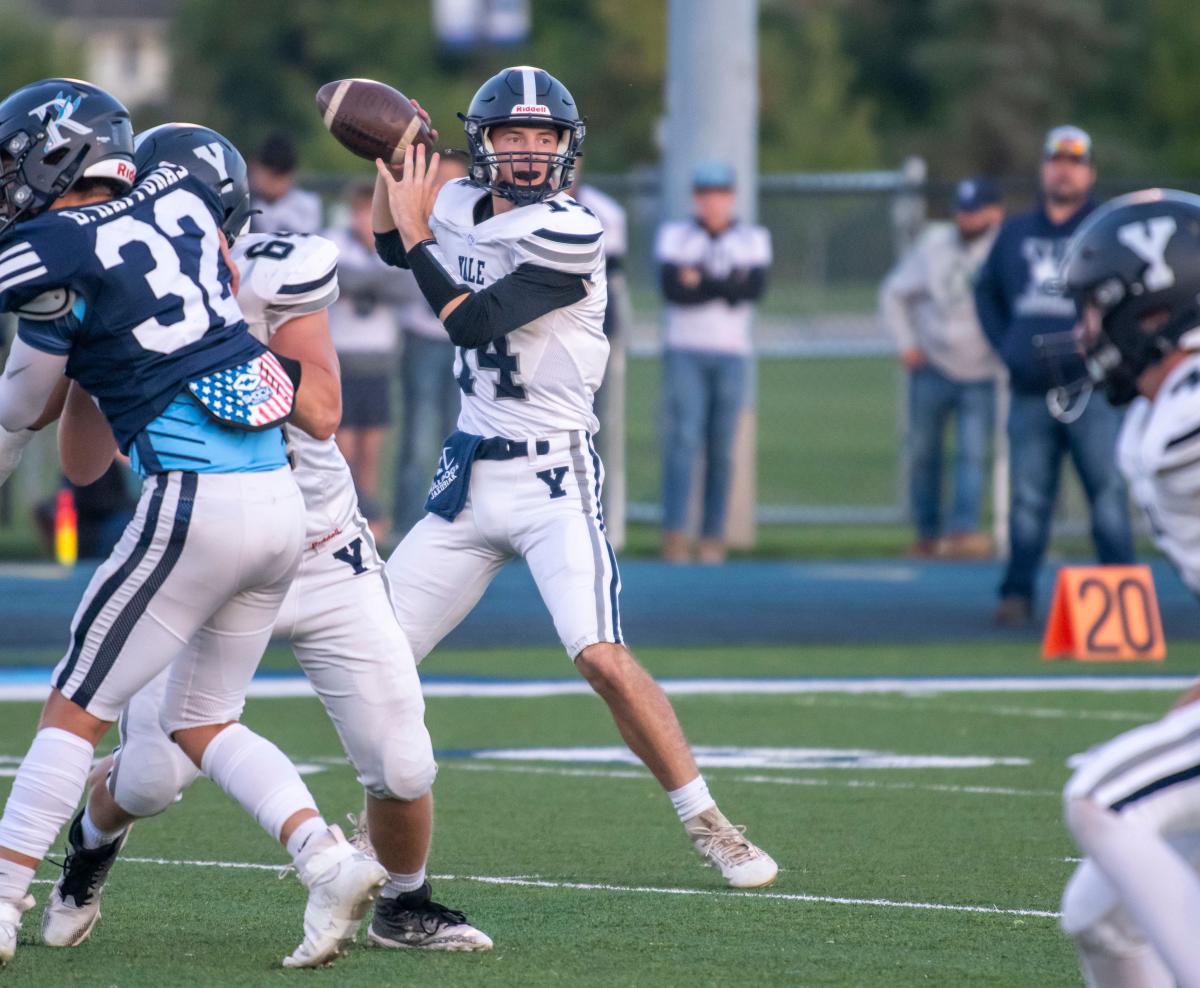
[1068,798,1200,988]
[285,816,330,859]
[0,727,94,863]
[199,723,321,844]
[668,775,716,823]
[80,804,126,850]
[0,861,35,904]
[380,866,427,899]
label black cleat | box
[368,882,493,951]
[41,810,129,947]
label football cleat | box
[368,882,493,951]
[0,895,34,966]
[41,810,129,947]
[686,808,779,889]
[282,826,387,969]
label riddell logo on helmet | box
[116,161,135,182]
[513,104,551,115]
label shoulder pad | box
[432,179,488,228]
[234,232,339,315]
[512,205,604,276]
[13,287,77,321]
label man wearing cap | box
[655,162,772,563]
[881,177,1006,559]
[975,126,1134,626]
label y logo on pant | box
[333,537,367,575]
[536,466,569,499]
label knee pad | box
[109,733,199,818]
[360,724,437,802]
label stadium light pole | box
[662,0,760,547]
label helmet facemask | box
[464,115,583,207]
[1073,274,1192,406]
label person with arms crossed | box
[0,82,384,969]
[975,126,1134,626]
[655,162,771,564]
[373,66,776,887]
[38,124,491,954]
[1055,189,1200,988]
[880,176,1005,559]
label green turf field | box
[0,642,1187,986]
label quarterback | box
[1055,189,1200,987]
[373,66,777,887]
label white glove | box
[0,426,34,487]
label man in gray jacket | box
[880,177,1005,558]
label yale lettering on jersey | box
[458,255,486,285]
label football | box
[315,78,434,165]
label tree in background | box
[0,1,83,99]
[170,0,880,177]
[913,0,1111,176]
[759,2,881,171]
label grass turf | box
[0,643,1185,985]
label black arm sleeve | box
[712,266,768,304]
[660,263,722,305]
[443,263,588,349]
[374,229,409,269]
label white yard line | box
[0,673,1193,703]
[109,856,1059,920]
[442,761,1060,797]
[784,695,1156,723]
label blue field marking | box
[2,557,1197,650]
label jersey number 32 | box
[94,188,244,354]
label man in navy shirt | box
[975,126,1134,626]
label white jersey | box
[655,218,772,356]
[233,231,358,552]
[1117,351,1200,594]
[431,179,609,438]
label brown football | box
[316,78,434,165]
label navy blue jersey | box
[0,164,266,451]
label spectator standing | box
[249,133,322,234]
[880,177,1005,559]
[655,162,771,564]
[325,181,407,530]
[391,151,470,534]
[975,126,1134,626]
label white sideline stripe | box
[444,761,1060,797]
[113,856,1059,920]
[0,673,1194,703]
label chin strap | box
[1047,381,1093,423]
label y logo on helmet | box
[192,142,230,182]
[29,93,92,152]
[1117,216,1177,291]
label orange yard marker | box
[1042,565,1165,662]
[54,488,77,568]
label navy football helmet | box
[460,66,585,206]
[134,123,252,245]
[0,78,135,234]
[1057,188,1200,405]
